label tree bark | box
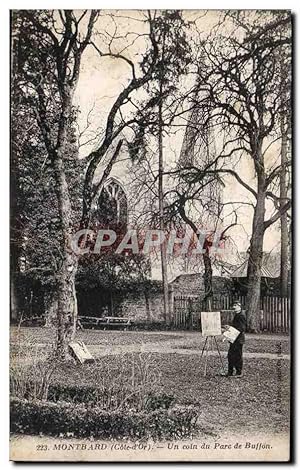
[44,290,58,326]
[53,165,78,357]
[246,184,265,332]
[52,87,79,358]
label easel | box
[200,335,226,376]
[200,301,226,376]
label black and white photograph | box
[9,9,292,462]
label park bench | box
[78,316,100,329]
[78,316,134,330]
[103,316,135,330]
[20,316,46,327]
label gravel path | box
[11,327,290,361]
[86,333,290,360]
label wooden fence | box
[173,295,290,333]
[259,296,290,333]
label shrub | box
[10,325,58,401]
[10,339,194,439]
[11,381,175,413]
[11,350,175,412]
[46,383,175,411]
[145,391,175,411]
[10,398,199,440]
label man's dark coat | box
[232,310,247,344]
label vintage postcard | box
[10,9,292,462]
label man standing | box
[226,301,246,377]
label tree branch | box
[264,200,291,230]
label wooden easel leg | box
[200,337,208,376]
[201,336,224,377]
[204,339,208,376]
[200,336,208,358]
[204,336,211,377]
[214,336,226,375]
[210,335,214,373]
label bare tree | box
[189,11,292,330]
[164,153,237,309]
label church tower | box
[178,90,224,229]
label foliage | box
[12,350,166,409]
[76,252,152,293]
[13,381,175,413]
[10,397,198,440]
[141,10,191,91]
[11,11,85,289]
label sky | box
[73,10,285,259]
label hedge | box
[12,380,175,412]
[11,398,198,440]
[47,384,174,409]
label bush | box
[46,384,175,411]
[10,398,198,440]
[11,381,175,412]
[11,350,176,413]
[11,358,175,412]
[10,331,58,401]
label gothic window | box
[96,179,128,227]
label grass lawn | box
[10,327,185,346]
[46,354,289,437]
[10,327,290,439]
[173,336,290,354]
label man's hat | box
[233,301,241,306]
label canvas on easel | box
[201,311,221,336]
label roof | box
[169,273,202,284]
[230,256,280,278]
[169,273,232,284]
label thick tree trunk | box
[56,254,78,358]
[52,88,79,358]
[44,290,58,326]
[246,188,265,332]
[280,119,289,297]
